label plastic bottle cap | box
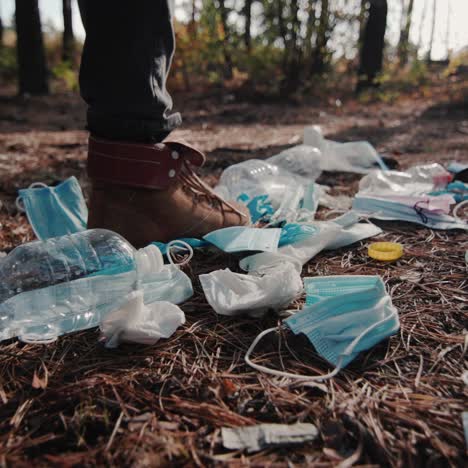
[368,242,403,262]
[135,244,164,275]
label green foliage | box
[0,45,18,80]
[52,60,79,92]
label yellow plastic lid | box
[368,242,403,262]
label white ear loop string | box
[244,306,398,382]
[453,200,468,221]
[166,240,194,266]
[15,182,49,213]
[245,326,342,381]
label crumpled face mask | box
[245,275,399,381]
[17,177,88,240]
[100,291,185,348]
[199,261,303,317]
[353,196,468,230]
[203,227,282,253]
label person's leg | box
[77,1,249,246]
[78,0,180,141]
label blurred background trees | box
[0,0,463,98]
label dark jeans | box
[78,0,181,142]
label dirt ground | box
[0,75,467,466]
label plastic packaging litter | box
[241,217,382,270]
[100,291,185,348]
[431,181,468,203]
[266,145,322,180]
[215,159,314,223]
[215,159,291,202]
[448,162,468,174]
[199,261,303,317]
[222,423,318,453]
[358,164,453,197]
[0,229,193,343]
[303,126,388,173]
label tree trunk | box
[416,0,428,52]
[188,0,197,38]
[356,0,387,93]
[217,0,233,79]
[243,0,252,52]
[15,0,49,95]
[357,0,368,52]
[62,0,75,62]
[311,0,330,74]
[0,15,3,47]
[305,0,317,57]
[398,0,414,65]
[426,0,436,62]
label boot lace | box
[179,161,247,218]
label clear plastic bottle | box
[0,229,164,343]
[216,159,306,208]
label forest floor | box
[0,74,467,466]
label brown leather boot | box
[87,137,250,246]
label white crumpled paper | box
[100,290,185,348]
[222,423,318,453]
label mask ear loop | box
[166,240,194,266]
[453,200,468,221]
[15,182,49,213]
[245,306,399,382]
[245,326,342,381]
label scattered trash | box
[430,181,468,203]
[245,276,399,381]
[453,200,468,221]
[302,126,389,173]
[241,217,381,270]
[353,195,468,230]
[0,229,193,343]
[266,145,323,180]
[221,423,318,453]
[368,242,403,262]
[200,261,303,317]
[358,164,453,196]
[100,291,185,348]
[16,177,88,240]
[447,161,468,174]
[203,227,282,253]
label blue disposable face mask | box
[245,275,399,381]
[203,227,281,253]
[353,196,468,230]
[17,177,88,240]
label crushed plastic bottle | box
[216,159,303,206]
[266,145,322,180]
[358,163,453,197]
[0,229,164,343]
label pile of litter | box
[1,125,467,464]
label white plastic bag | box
[199,262,303,317]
